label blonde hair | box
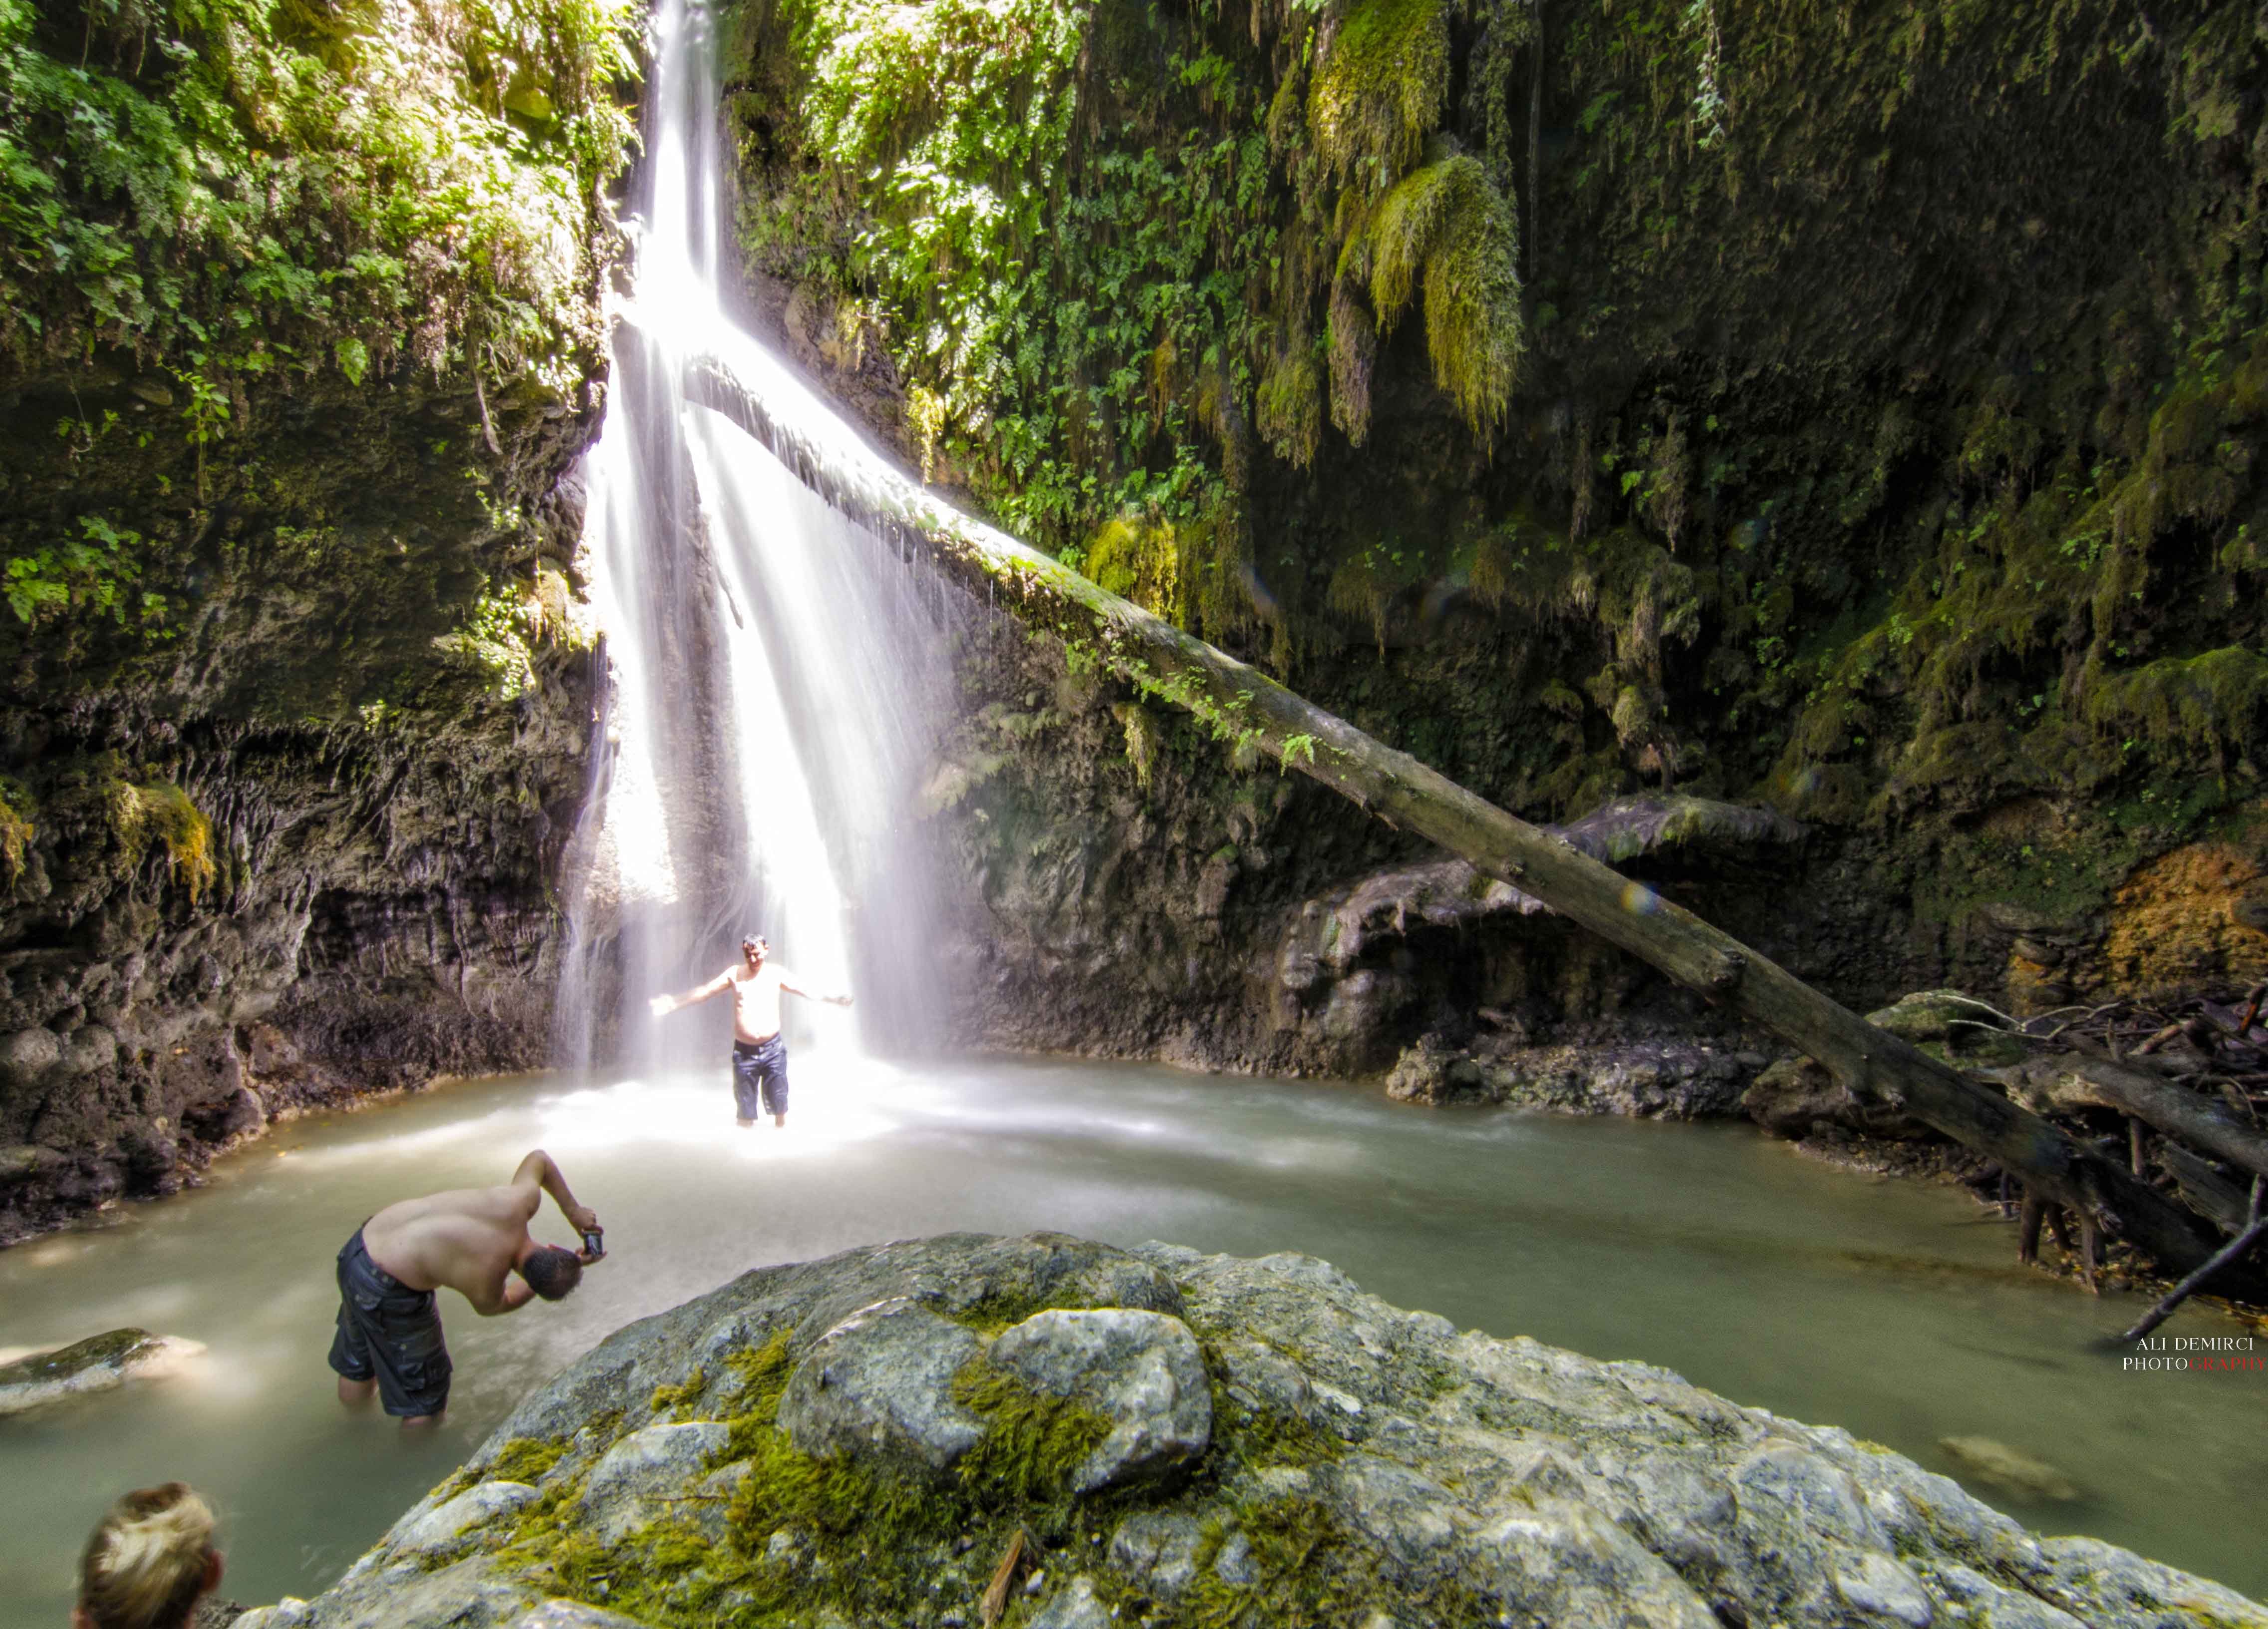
[78,1484,217,1629]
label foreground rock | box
[0,1327,206,1417]
[239,1234,2265,1629]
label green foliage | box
[1356,145,1521,443]
[0,0,639,385]
[435,585,540,699]
[1306,0,1448,194]
[3,515,166,633]
[113,779,217,899]
[730,0,1522,633]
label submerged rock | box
[1939,1436,2084,1504]
[0,1327,206,1417]
[1390,1031,1757,1117]
[249,1233,2265,1629]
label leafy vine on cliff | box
[0,0,641,390]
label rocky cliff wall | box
[712,0,2268,1082]
[0,0,636,1238]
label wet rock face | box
[1385,1030,1763,1116]
[255,1232,2264,1629]
[932,616,1802,1091]
[0,356,600,1244]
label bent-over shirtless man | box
[330,1149,600,1424]
[649,933,851,1128]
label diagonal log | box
[679,342,2257,1297]
[2005,1056,2268,1183]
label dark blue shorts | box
[327,1227,451,1417]
[732,1034,789,1118]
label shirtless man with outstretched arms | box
[329,1149,601,1424]
[650,933,851,1127]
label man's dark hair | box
[521,1246,583,1301]
[742,933,768,954]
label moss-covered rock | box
[244,1233,2267,1629]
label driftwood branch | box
[2106,1179,2267,1346]
[2156,1142,2253,1235]
[2007,1056,2268,1183]
[677,340,2256,1296]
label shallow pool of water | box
[3,1057,2262,1622]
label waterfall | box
[553,0,956,1072]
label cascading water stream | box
[553,0,954,1072]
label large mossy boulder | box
[238,1233,2266,1629]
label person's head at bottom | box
[521,1243,584,1300]
[74,1483,223,1629]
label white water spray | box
[555,0,955,1070]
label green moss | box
[2082,647,2268,757]
[113,780,217,902]
[949,1358,1116,1510]
[0,777,31,885]
[1084,515,1187,624]
[650,1371,709,1419]
[1255,344,1325,470]
[1226,1395,1344,1471]
[1176,1497,1376,1627]
[1306,0,1450,193]
[476,1438,564,1491]
[1357,146,1522,443]
[723,1329,797,1412]
[938,1290,1058,1337]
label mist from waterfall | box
[554,0,958,1070]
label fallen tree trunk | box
[680,342,2256,1297]
[2156,1142,2253,1235]
[2007,1056,2268,1183]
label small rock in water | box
[0,1327,206,1417]
[1938,1436,2082,1502]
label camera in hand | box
[581,1228,606,1260]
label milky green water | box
[2,1057,2262,1624]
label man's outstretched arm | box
[776,967,853,1007]
[513,1149,598,1235]
[649,968,735,1018]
